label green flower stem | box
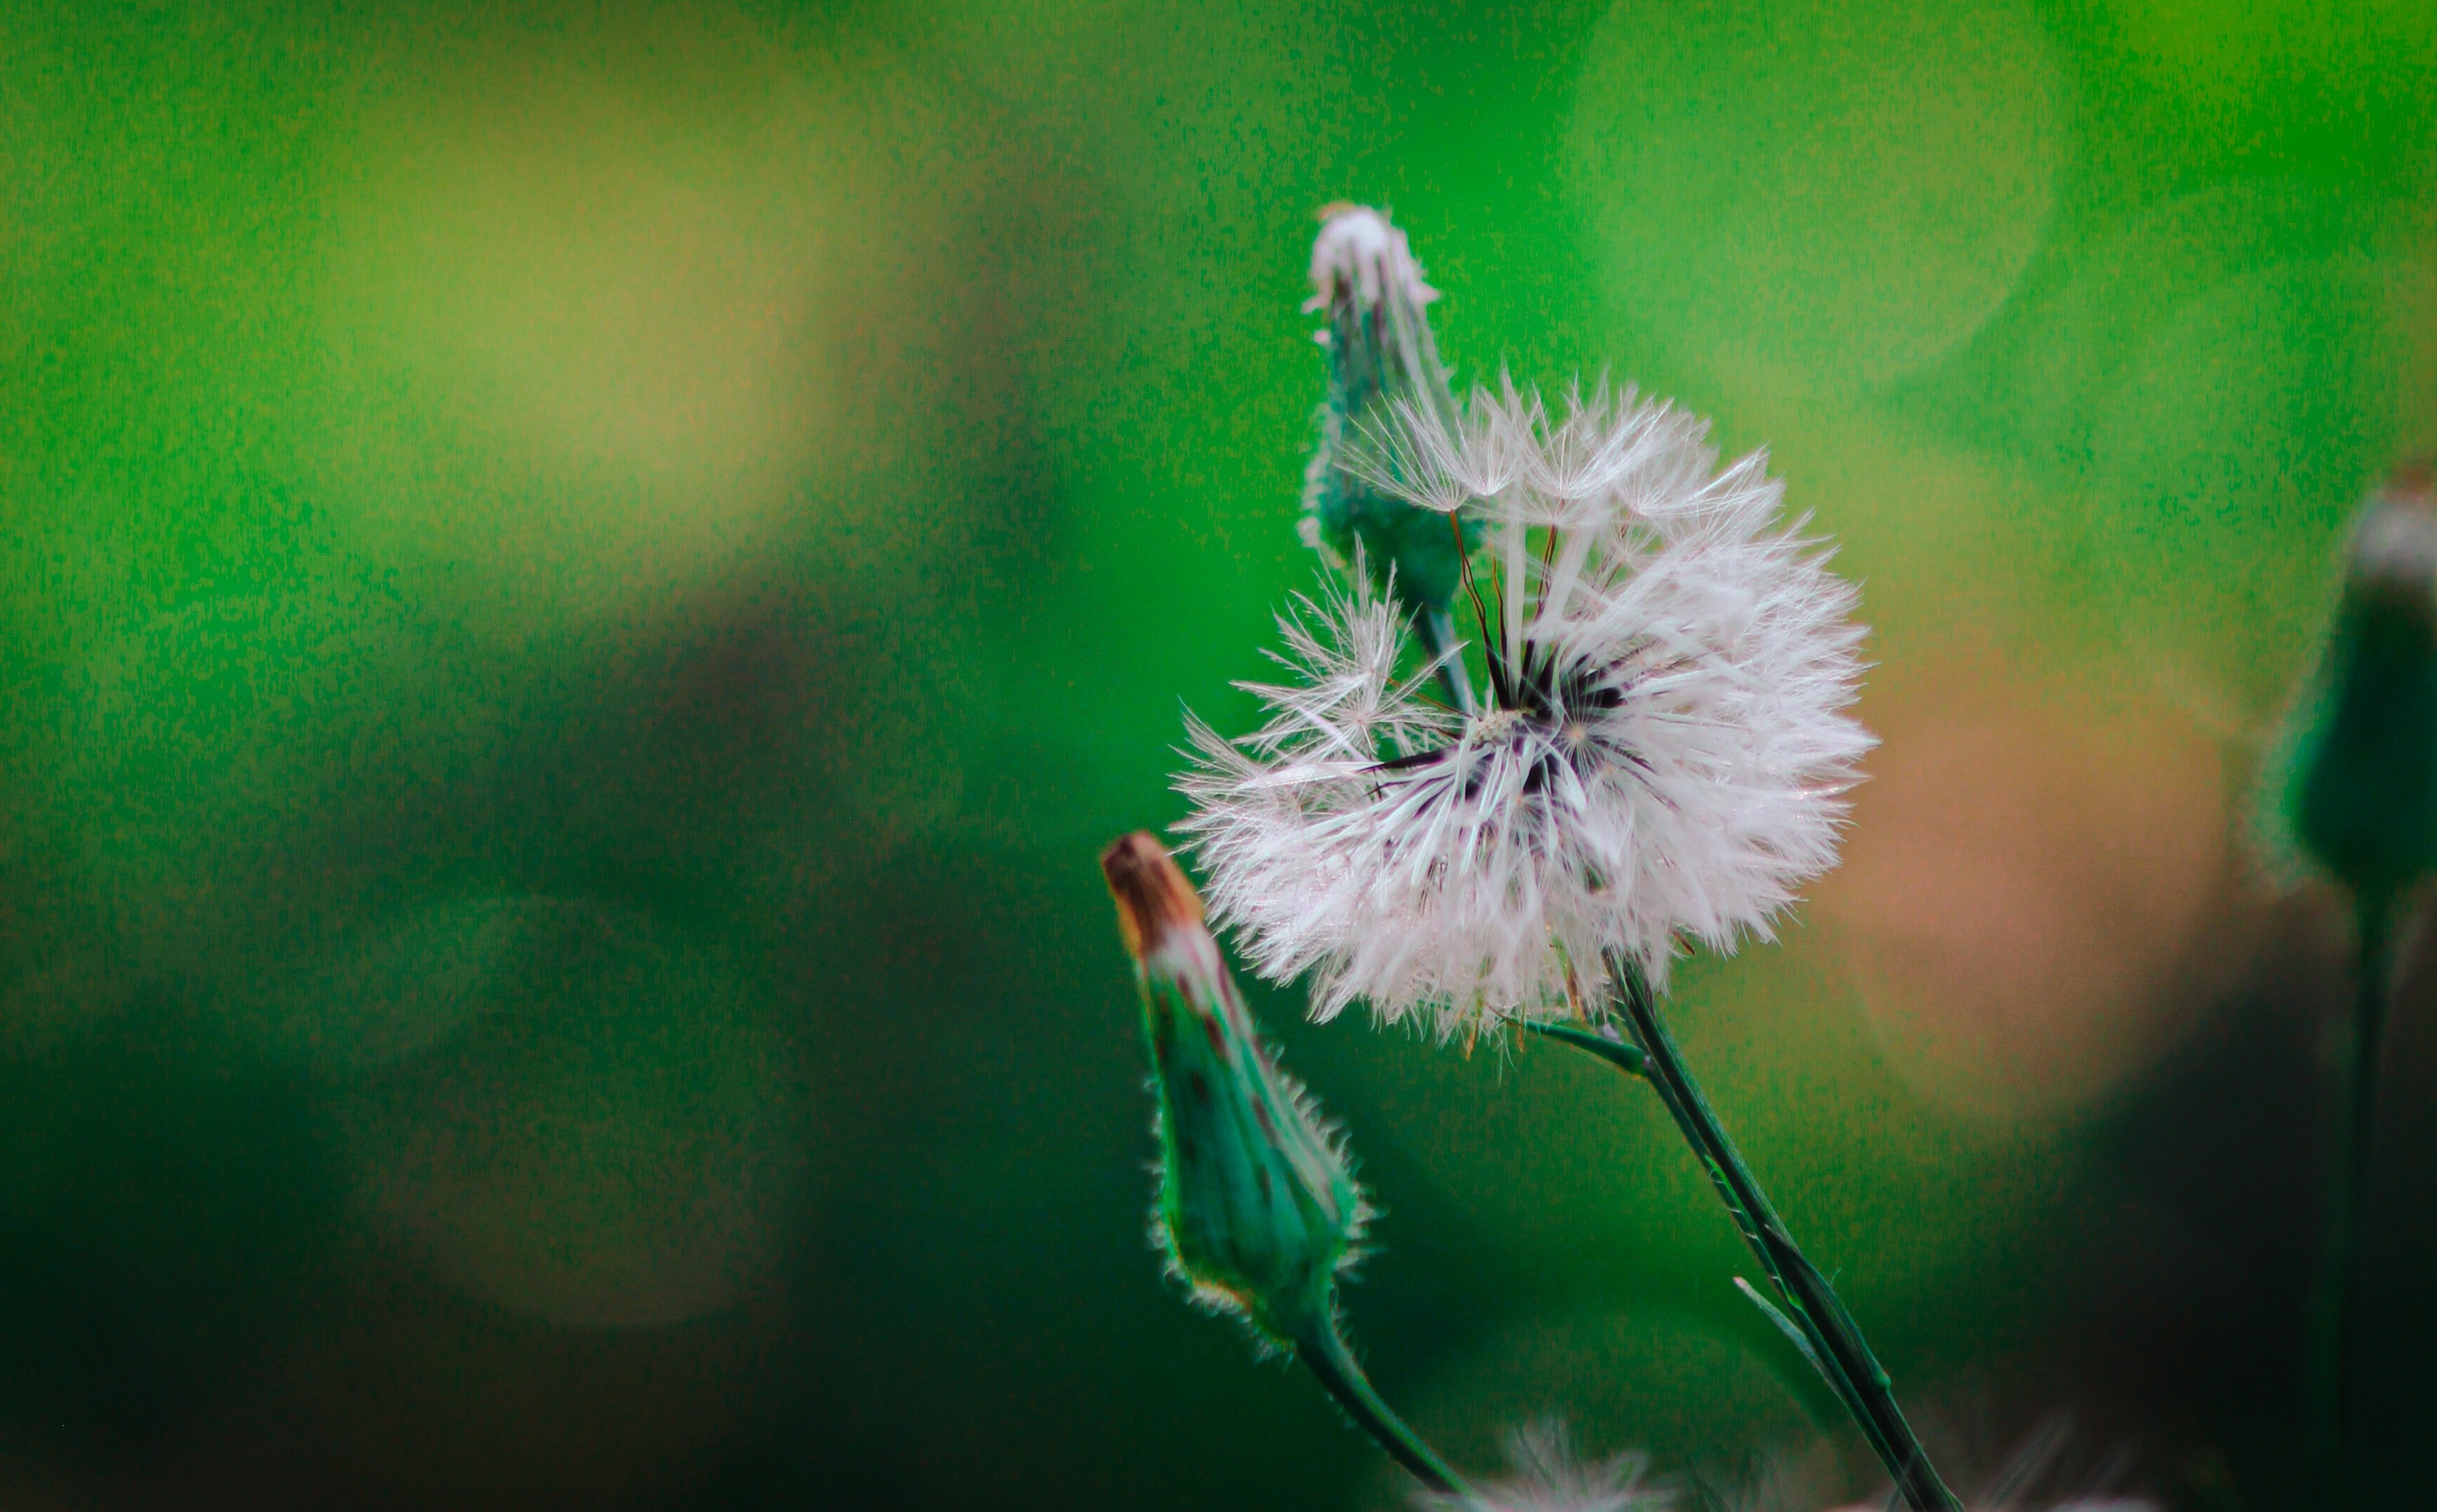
[1527,1020,1647,1077]
[1604,957,1962,1512]
[2307,890,2399,1506]
[1297,1319,1470,1499]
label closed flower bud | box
[1300,205,1482,704]
[1101,831,1367,1351]
[2280,464,2437,898]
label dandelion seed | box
[1415,1420,1671,1512]
[1178,385,1874,1037]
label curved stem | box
[1298,1319,1471,1500]
[1605,957,1962,1512]
[2307,890,2397,1507]
[1527,1019,1647,1077]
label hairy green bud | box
[1101,832,1367,1350]
[1300,205,1481,705]
[2280,464,2437,899]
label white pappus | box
[1175,382,1875,1038]
[1415,1420,1672,1512]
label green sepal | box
[1527,1020,1649,1077]
[1137,937,1366,1351]
[1734,1276,1834,1389]
[1306,433,1481,617]
[1301,210,1483,625]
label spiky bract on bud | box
[2277,464,2437,899]
[1101,832,1368,1350]
[1302,205,1482,694]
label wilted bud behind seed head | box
[2278,464,2437,898]
[1300,205,1482,623]
[1101,831,1367,1350]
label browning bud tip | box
[1101,832,1205,960]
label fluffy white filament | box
[1415,1421,1671,1512]
[1177,384,1873,1036]
[1305,202,1440,317]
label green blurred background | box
[0,1,2432,1506]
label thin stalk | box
[1415,607,1477,716]
[2306,890,2398,1506]
[1606,957,1962,1512]
[1298,1320,1470,1499]
[1527,1020,1647,1077]
[1449,511,1508,707]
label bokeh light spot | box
[1569,0,2063,392]
[308,18,847,628]
[35,590,430,928]
[340,898,803,1329]
[1822,678,2230,1118]
[2081,255,2403,729]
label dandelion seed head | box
[1180,385,1873,1037]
